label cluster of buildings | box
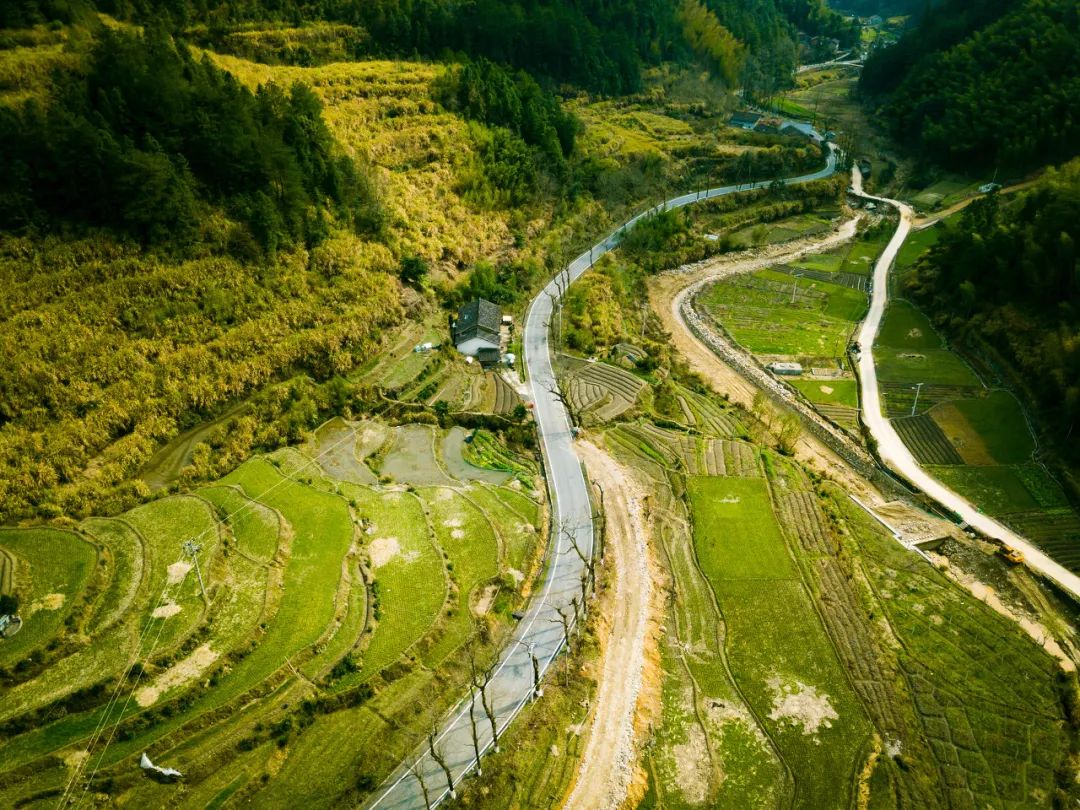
[728,111,826,145]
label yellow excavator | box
[997,544,1024,565]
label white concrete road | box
[366,149,839,810]
[851,169,1080,600]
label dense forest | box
[827,0,921,15]
[0,24,382,255]
[0,1,838,520]
[860,0,1080,171]
[3,0,855,94]
[904,159,1080,453]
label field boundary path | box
[367,149,839,810]
[849,169,1080,600]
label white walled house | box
[453,298,502,356]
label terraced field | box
[875,296,1080,571]
[564,361,646,423]
[598,379,1078,810]
[688,475,874,809]
[608,423,761,477]
[462,429,538,481]
[880,381,984,418]
[672,384,745,437]
[892,414,964,465]
[0,419,544,808]
[832,492,1072,808]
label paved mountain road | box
[850,169,1080,600]
[367,149,839,810]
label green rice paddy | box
[0,419,543,808]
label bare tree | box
[545,289,562,350]
[590,478,606,562]
[544,381,572,409]
[544,381,577,427]
[427,724,456,799]
[469,643,500,753]
[563,526,596,597]
[550,604,573,649]
[467,689,484,775]
[409,759,433,810]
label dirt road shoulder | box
[562,441,663,810]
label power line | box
[60,421,368,807]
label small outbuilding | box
[728,111,762,130]
[454,298,502,357]
[768,362,804,376]
[780,121,824,144]
[477,347,502,369]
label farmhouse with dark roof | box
[453,298,502,356]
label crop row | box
[833,489,1070,808]
[676,387,742,438]
[723,440,761,477]
[463,429,536,477]
[892,414,963,465]
[492,373,521,415]
[566,378,605,410]
[815,403,859,430]
[1000,509,1080,570]
[615,422,762,479]
[769,475,897,715]
[774,264,869,291]
[635,423,700,471]
[702,438,728,475]
[570,362,646,401]
[880,382,982,418]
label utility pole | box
[183,540,206,598]
[790,273,805,305]
[525,641,542,700]
[911,382,924,416]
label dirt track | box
[912,178,1036,227]
[647,220,885,501]
[563,442,662,810]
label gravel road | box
[563,442,661,810]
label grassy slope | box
[0,527,96,666]
[688,476,872,809]
[878,250,1080,569]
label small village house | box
[453,298,502,356]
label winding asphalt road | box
[367,147,839,810]
[851,169,1080,599]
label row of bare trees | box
[406,515,602,808]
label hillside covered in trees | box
[4,0,855,94]
[0,2,839,521]
[0,23,381,254]
[859,0,1080,171]
[903,160,1080,455]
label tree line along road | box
[366,148,839,810]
